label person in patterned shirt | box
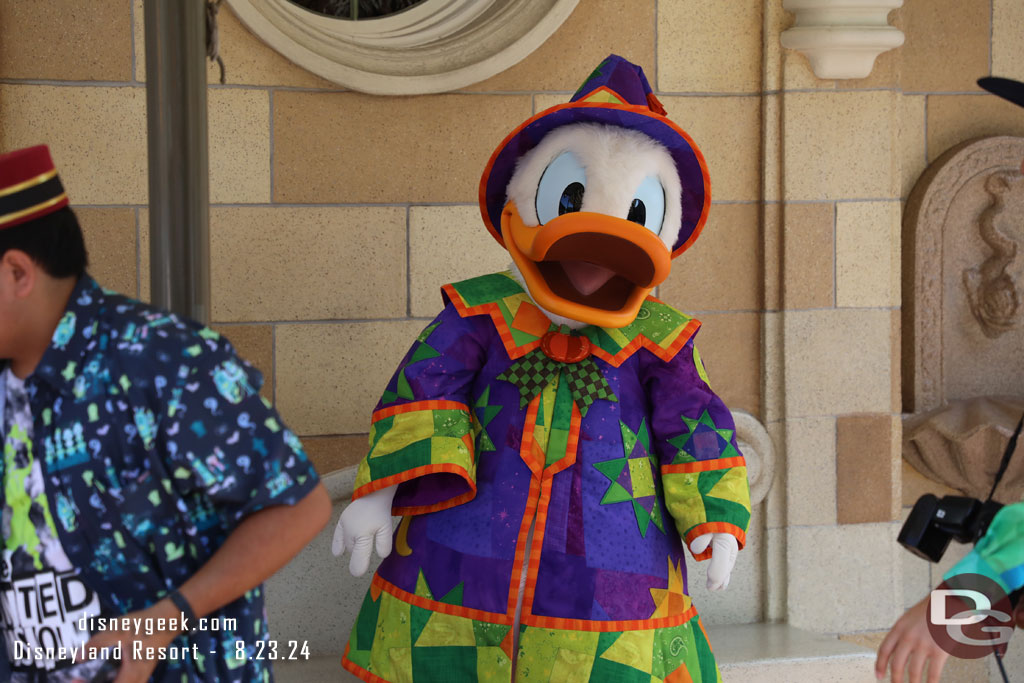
[0,144,331,682]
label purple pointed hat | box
[478,54,711,257]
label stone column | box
[761,0,904,634]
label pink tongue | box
[561,260,616,296]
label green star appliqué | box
[593,419,665,537]
[471,386,502,453]
[384,322,442,403]
[668,410,738,464]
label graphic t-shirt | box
[1,368,108,681]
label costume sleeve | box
[644,338,751,561]
[156,328,320,524]
[944,501,1024,593]
[353,302,486,515]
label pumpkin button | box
[540,331,592,363]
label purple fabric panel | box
[378,514,431,591]
[372,304,491,414]
[395,473,473,510]
[542,467,572,555]
[529,380,688,620]
[641,338,739,464]
[568,55,653,107]
[566,460,586,556]
[594,568,662,620]
[384,304,492,512]
[532,550,596,619]
[377,513,514,614]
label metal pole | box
[144,0,210,323]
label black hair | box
[0,206,89,279]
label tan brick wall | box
[0,0,768,478]
[2,0,1022,503]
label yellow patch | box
[706,467,751,508]
[414,611,477,647]
[371,410,438,457]
[663,473,707,535]
[600,628,655,674]
[580,88,627,105]
[550,647,595,682]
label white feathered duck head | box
[478,55,711,329]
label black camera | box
[898,494,1004,563]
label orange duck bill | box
[500,201,673,328]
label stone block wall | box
[3,0,1024,646]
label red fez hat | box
[0,145,70,230]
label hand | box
[875,596,948,683]
[688,532,737,591]
[83,599,183,683]
[332,484,397,576]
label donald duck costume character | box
[333,56,752,683]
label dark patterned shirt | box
[0,276,320,682]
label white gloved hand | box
[688,532,738,591]
[331,484,398,577]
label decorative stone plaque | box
[903,136,1024,413]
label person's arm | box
[943,501,1024,593]
[875,596,948,683]
[647,338,751,589]
[85,483,331,682]
[85,328,328,681]
[876,502,1024,683]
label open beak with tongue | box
[500,200,673,328]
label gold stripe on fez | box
[0,169,58,198]
[0,193,67,227]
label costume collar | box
[32,274,105,397]
[442,271,700,368]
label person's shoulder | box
[95,289,238,373]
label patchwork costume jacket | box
[342,272,751,683]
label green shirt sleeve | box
[944,500,1024,593]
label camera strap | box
[986,411,1024,503]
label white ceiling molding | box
[779,0,904,80]
[228,0,579,95]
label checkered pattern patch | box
[496,348,559,409]
[497,350,617,417]
[565,357,617,416]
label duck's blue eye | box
[536,151,586,225]
[629,175,665,235]
[559,183,585,215]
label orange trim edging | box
[684,522,748,560]
[442,282,544,360]
[353,463,476,515]
[371,399,469,423]
[341,643,388,683]
[522,604,698,633]
[374,574,515,626]
[588,316,701,368]
[444,281,700,368]
[506,474,543,614]
[662,455,746,475]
